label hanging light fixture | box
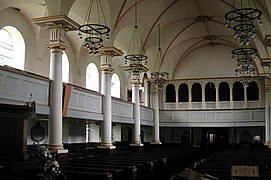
[225,0,262,87]
[224,0,263,45]
[78,0,110,55]
[231,47,256,87]
[151,24,169,89]
[124,0,148,77]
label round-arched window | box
[111,73,120,98]
[0,26,25,70]
[86,63,99,92]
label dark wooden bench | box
[61,170,113,180]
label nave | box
[2,142,271,180]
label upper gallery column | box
[151,83,161,144]
[131,74,143,146]
[98,46,123,149]
[33,16,79,150]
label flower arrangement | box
[25,145,66,180]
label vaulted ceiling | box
[1,0,271,80]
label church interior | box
[1,0,271,179]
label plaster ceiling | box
[2,0,270,79]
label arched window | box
[166,84,176,102]
[192,83,202,102]
[111,73,120,98]
[86,63,99,92]
[0,26,25,70]
[247,81,259,101]
[233,81,244,101]
[178,83,188,102]
[219,82,230,101]
[62,52,69,83]
[205,82,216,101]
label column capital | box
[33,15,79,50]
[99,46,123,72]
[264,35,271,47]
[265,85,271,92]
[261,58,271,67]
[151,83,159,95]
[98,46,124,57]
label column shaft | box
[152,85,160,144]
[265,86,270,145]
[144,80,149,107]
[132,80,141,145]
[49,48,63,150]
[101,70,113,146]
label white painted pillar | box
[33,16,79,154]
[99,56,115,148]
[215,82,219,109]
[202,82,205,109]
[265,80,270,146]
[230,82,234,109]
[144,80,150,107]
[98,47,123,148]
[244,86,248,108]
[131,76,143,146]
[188,84,192,109]
[151,84,161,144]
[49,47,64,150]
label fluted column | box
[33,15,79,151]
[151,84,161,144]
[131,75,143,146]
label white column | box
[265,82,270,146]
[130,75,143,146]
[144,80,150,107]
[175,83,178,109]
[188,84,192,109]
[244,86,248,108]
[215,82,219,109]
[151,84,161,144]
[49,47,64,150]
[99,56,115,149]
[230,82,234,109]
[33,16,78,154]
[202,82,205,109]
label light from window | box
[86,63,99,92]
[111,73,120,98]
[0,26,25,70]
[62,52,69,83]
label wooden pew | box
[61,170,113,180]
[60,165,124,180]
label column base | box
[97,145,116,149]
[49,149,69,163]
[129,143,144,147]
[48,144,64,151]
[151,141,162,145]
[97,142,116,149]
[264,141,271,148]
